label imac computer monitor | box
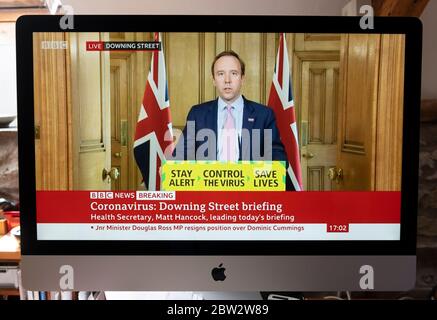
[16,15,421,291]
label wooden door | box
[292,33,341,191]
[69,32,112,190]
[336,34,404,191]
[110,53,130,191]
[300,60,340,191]
[107,32,151,191]
[336,34,380,190]
[33,32,72,190]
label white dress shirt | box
[217,95,244,161]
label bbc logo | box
[90,192,114,199]
[41,40,68,50]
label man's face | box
[213,55,244,104]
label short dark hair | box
[211,50,245,77]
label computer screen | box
[17,15,421,291]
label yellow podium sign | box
[161,161,286,191]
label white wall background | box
[0,22,17,125]
[61,0,349,15]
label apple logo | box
[211,263,226,281]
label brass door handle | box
[337,168,343,181]
[102,167,120,181]
[114,152,122,158]
[328,167,343,183]
[328,167,337,180]
[302,152,315,159]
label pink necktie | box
[222,105,237,162]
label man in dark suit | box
[173,50,288,163]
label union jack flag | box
[267,33,303,191]
[134,32,174,190]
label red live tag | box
[86,41,104,51]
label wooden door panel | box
[33,32,71,190]
[294,33,341,51]
[337,34,381,190]
[301,60,340,191]
[375,34,405,191]
[70,32,111,190]
[308,67,326,144]
[110,55,130,190]
[167,32,201,128]
[108,33,150,190]
[78,152,110,189]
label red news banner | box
[36,191,400,226]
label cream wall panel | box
[167,32,200,127]
[228,32,262,103]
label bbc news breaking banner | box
[35,162,401,240]
[36,191,400,240]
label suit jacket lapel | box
[205,99,218,160]
[242,98,255,160]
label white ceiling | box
[61,0,350,15]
